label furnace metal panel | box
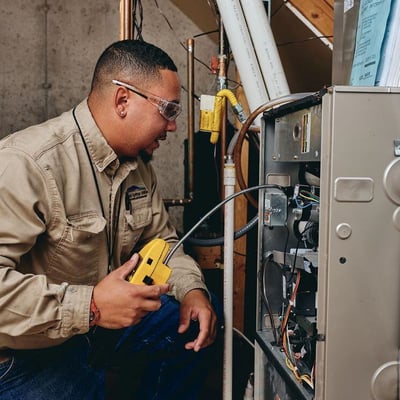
[317,86,400,400]
[255,86,400,400]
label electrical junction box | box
[199,94,224,132]
[263,188,287,227]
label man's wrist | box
[186,288,210,300]
[89,296,101,327]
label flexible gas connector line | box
[216,89,247,123]
[208,89,247,144]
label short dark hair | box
[90,40,178,91]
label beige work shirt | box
[0,99,207,350]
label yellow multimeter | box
[128,238,171,285]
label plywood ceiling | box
[288,0,334,39]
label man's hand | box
[92,254,170,329]
[178,289,218,352]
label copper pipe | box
[187,38,195,200]
[217,15,227,92]
[161,40,195,208]
[119,0,133,40]
[233,93,312,208]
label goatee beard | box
[139,149,153,164]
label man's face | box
[115,69,181,159]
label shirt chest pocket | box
[120,197,152,260]
[124,198,152,231]
[48,213,107,284]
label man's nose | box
[166,119,177,132]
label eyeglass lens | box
[163,102,181,120]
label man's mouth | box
[156,133,167,141]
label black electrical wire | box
[277,36,334,48]
[151,0,241,90]
[193,29,219,38]
[283,225,290,268]
[132,0,144,40]
[184,214,258,247]
[165,184,281,264]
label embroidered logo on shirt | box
[125,186,149,211]
[126,185,148,201]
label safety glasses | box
[112,79,182,121]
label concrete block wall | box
[0,1,218,231]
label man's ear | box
[114,86,129,118]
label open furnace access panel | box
[254,86,400,400]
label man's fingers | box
[126,283,170,300]
[178,314,191,334]
[117,253,139,280]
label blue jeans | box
[0,294,222,400]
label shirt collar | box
[73,99,120,173]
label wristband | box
[89,297,101,327]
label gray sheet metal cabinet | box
[254,86,400,400]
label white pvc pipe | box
[215,0,270,112]
[223,158,236,400]
[240,0,290,98]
